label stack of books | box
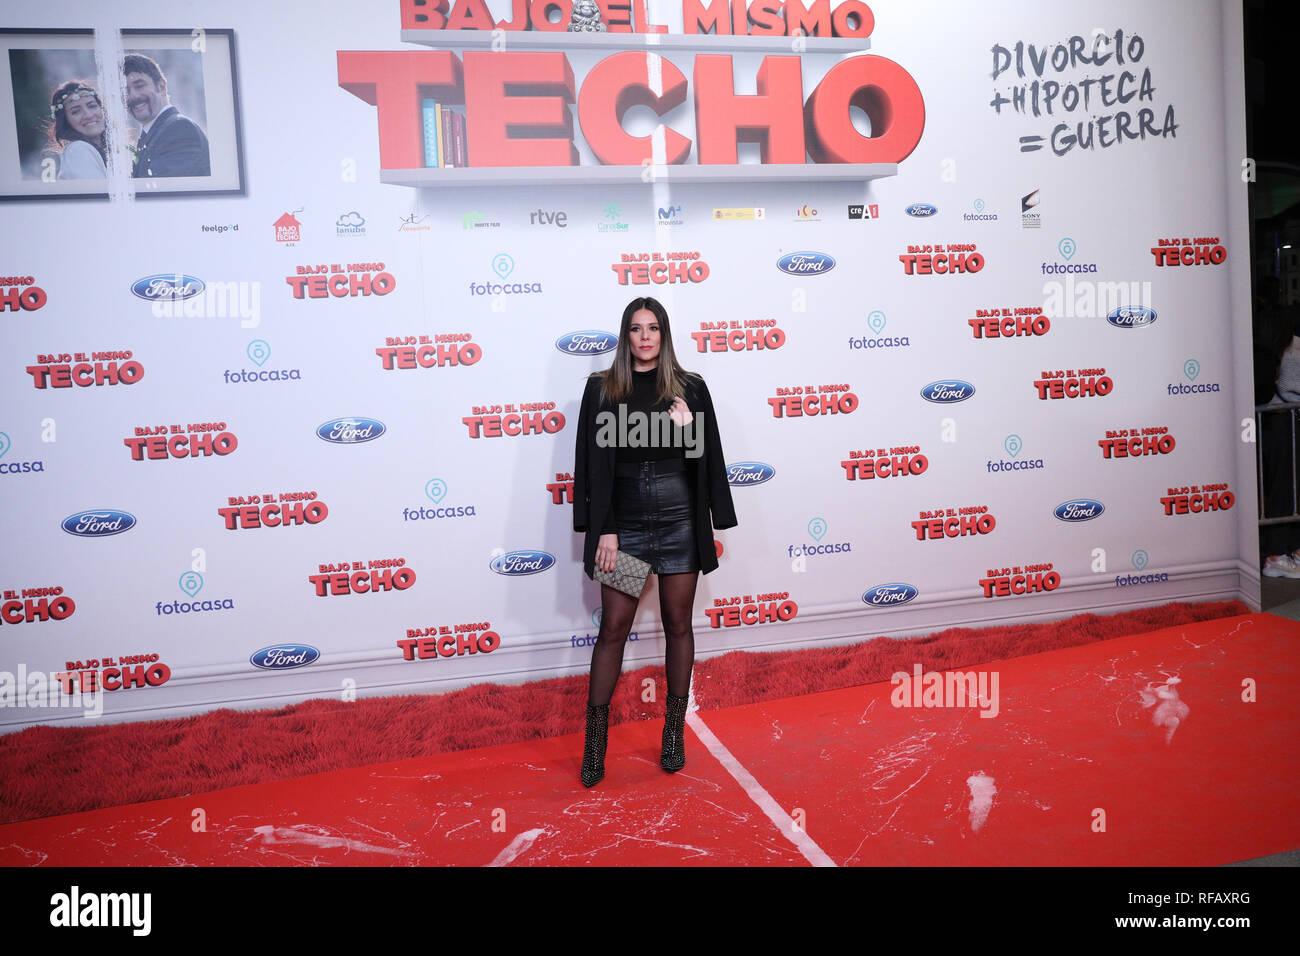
[422,99,467,168]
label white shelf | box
[381,162,896,187]
[400,29,870,54]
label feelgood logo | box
[250,644,320,670]
[921,380,975,403]
[1106,306,1157,329]
[1167,358,1221,395]
[987,433,1046,473]
[555,331,618,355]
[776,252,835,275]
[61,510,136,537]
[131,274,204,302]
[317,417,385,443]
[905,203,936,217]
[727,462,775,486]
[1054,498,1105,522]
[863,583,919,607]
[489,550,555,575]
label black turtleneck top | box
[600,367,687,533]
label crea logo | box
[863,583,919,607]
[776,252,835,276]
[905,203,937,218]
[489,550,556,575]
[131,274,204,301]
[555,331,618,355]
[1054,498,1105,522]
[1106,306,1157,329]
[726,461,775,486]
[61,509,136,537]
[921,380,975,403]
[249,644,321,669]
[316,417,386,443]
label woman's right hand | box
[596,533,618,573]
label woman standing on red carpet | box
[572,297,738,787]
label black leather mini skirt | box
[611,458,699,575]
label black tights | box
[587,571,699,706]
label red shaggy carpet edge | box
[0,600,1248,824]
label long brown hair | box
[594,297,694,404]
[44,80,108,162]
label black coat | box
[132,106,211,178]
[573,372,738,577]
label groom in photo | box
[123,53,211,178]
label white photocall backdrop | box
[0,0,1257,731]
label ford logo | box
[920,380,975,403]
[131,274,205,301]
[1054,498,1105,522]
[61,509,136,537]
[490,550,556,575]
[555,330,618,355]
[250,644,320,670]
[905,203,937,218]
[317,417,386,443]
[862,583,919,607]
[726,461,775,486]
[1106,306,1157,329]
[776,252,835,276]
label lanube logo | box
[776,252,835,275]
[131,274,204,302]
[727,462,775,486]
[921,380,974,403]
[862,583,918,607]
[1150,236,1226,267]
[250,644,320,670]
[1106,306,1157,329]
[905,203,937,218]
[1054,498,1105,522]
[0,275,47,312]
[490,550,555,575]
[317,417,385,443]
[556,331,618,355]
[62,510,136,537]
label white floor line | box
[686,711,837,867]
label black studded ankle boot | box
[661,695,688,773]
[580,704,609,788]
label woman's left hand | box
[668,396,692,427]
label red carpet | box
[0,600,1245,824]
[1,610,1294,866]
